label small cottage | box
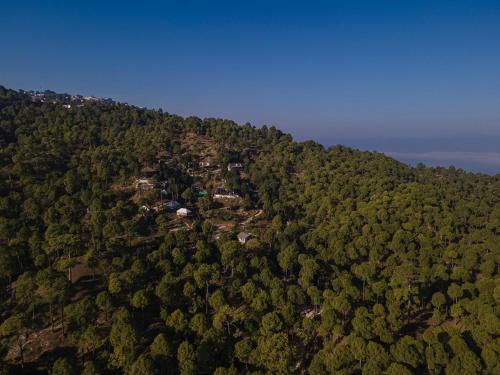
[176,208,192,217]
[237,232,252,244]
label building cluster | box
[134,159,256,244]
[23,90,115,106]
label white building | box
[227,162,243,171]
[176,208,192,217]
[238,232,252,244]
[214,192,240,199]
[213,188,240,199]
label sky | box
[1,0,499,174]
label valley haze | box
[2,1,500,175]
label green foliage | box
[0,87,498,374]
[95,291,113,321]
[177,340,196,375]
[50,357,76,375]
[131,289,149,311]
[129,354,156,375]
[109,320,137,370]
[81,361,100,375]
[150,333,171,360]
[65,296,97,337]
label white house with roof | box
[176,208,192,217]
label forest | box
[0,85,499,374]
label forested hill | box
[0,85,499,375]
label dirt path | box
[242,209,263,226]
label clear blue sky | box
[1,1,500,173]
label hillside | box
[0,85,499,374]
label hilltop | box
[0,86,498,374]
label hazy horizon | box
[3,82,500,175]
[1,1,499,174]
